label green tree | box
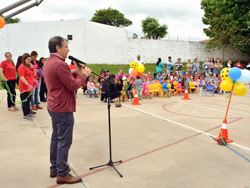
[91,7,132,27]
[201,0,250,57]
[6,17,21,24]
[1,15,21,24]
[141,17,168,39]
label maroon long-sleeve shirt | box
[43,53,87,113]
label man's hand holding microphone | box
[72,61,92,77]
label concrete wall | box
[0,18,249,65]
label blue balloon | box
[229,67,242,81]
[236,69,250,84]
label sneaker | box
[128,99,131,102]
[23,116,33,121]
[30,110,36,115]
[28,114,36,118]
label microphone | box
[68,55,86,66]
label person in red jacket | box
[234,60,243,69]
[18,53,35,121]
[43,36,92,184]
[0,52,19,111]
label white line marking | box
[34,119,50,140]
[123,104,250,152]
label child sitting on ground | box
[87,76,98,97]
[142,81,152,98]
[162,80,171,97]
[126,78,134,102]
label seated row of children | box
[154,71,223,96]
[82,69,224,101]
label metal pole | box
[3,1,37,20]
[0,0,31,15]
[224,85,234,120]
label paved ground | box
[0,88,250,188]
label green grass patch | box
[86,62,197,77]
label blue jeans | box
[88,88,98,94]
[126,91,133,99]
[31,79,41,106]
[48,110,74,177]
[214,70,221,74]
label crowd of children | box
[75,58,250,102]
[81,65,242,102]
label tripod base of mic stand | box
[89,160,123,177]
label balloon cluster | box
[220,67,250,96]
[129,61,145,77]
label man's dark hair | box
[48,36,67,53]
[31,51,38,56]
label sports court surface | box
[0,88,250,188]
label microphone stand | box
[72,58,123,177]
[89,80,123,177]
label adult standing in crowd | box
[156,58,164,74]
[30,51,43,110]
[16,55,23,85]
[38,57,47,102]
[202,58,211,74]
[43,36,92,184]
[175,58,183,74]
[192,58,200,75]
[226,59,233,68]
[210,57,215,73]
[186,59,192,75]
[166,56,174,74]
[0,52,19,111]
[18,53,34,121]
[234,60,243,69]
[135,55,145,66]
[214,58,223,74]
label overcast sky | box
[2,0,208,41]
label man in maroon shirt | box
[43,36,91,184]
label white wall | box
[0,19,85,64]
[0,18,249,64]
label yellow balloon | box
[220,67,231,80]
[220,80,233,92]
[130,61,138,70]
[233,82,247,96]
[137,64,145,73]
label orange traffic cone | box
[213,118,233,143]
[182,88,191,100]
[132,91,141,105]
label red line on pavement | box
[47,117,242,188]
[162,102,243,119]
